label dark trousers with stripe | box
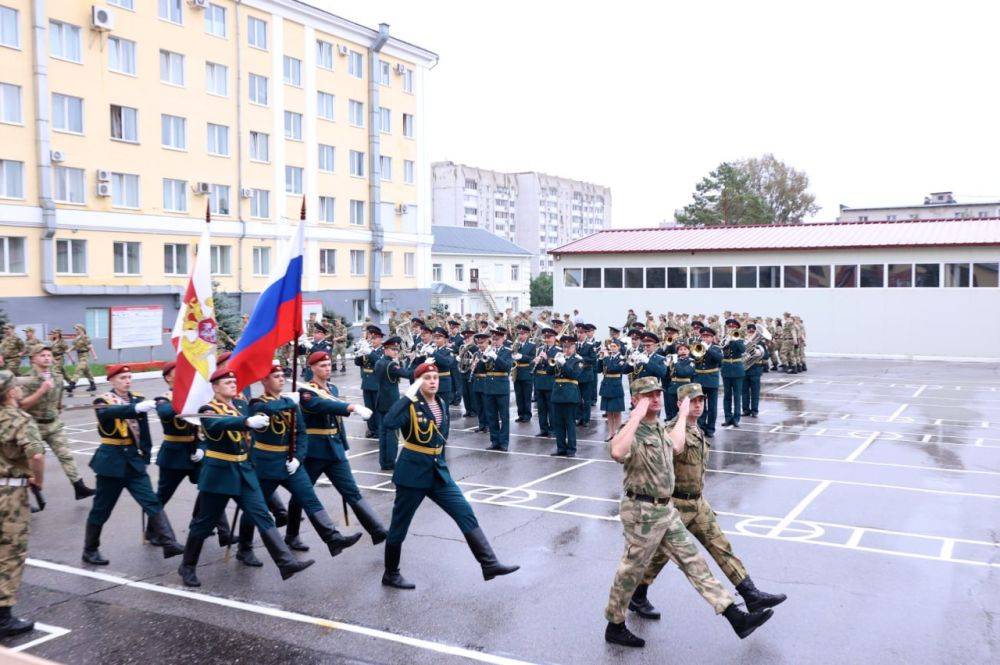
[514,380,533,420]
[87,473,163,526]
[536,388,554,433]
[483,392,510,450]
[387,478,479,545]
[577,381,593,424]
[722,377,744,424]
[189,484,275,540]
[552,403,578,454]
[742,373,761,415]
[239,470,324,542]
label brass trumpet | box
[729,330,742,340]
[691,342,708,359]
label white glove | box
[190,449,205,463]
[554,352,566,367]
[404,378,423,402]
[135,399,157,413]
[354,405,373,420]
[280,392,300,404]
[285,458,300,475]
[245,414,269,429]
[511,353,523,360]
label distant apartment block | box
[432,161,611,276]
[837,191,1000,222]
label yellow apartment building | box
[0,0,437,356]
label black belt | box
[672,490,701,501]
[625,490,670,505]
[35,418,56,424]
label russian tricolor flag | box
[228,213,306,391]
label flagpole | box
[291,196,306,394]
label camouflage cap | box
[0,370,15,399]
[629,376,663,396]
[677,383,705,401]
[28,341,52,356]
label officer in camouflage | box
[17,342,96,499]
[329,318,349,373]
[631,382,786,623]
[68,324,98,393]
[603,376,773,648]
[0,370,46,637]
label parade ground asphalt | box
[3,358,999,664]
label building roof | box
[431,282,466,296]
[432,226,532,256]
[551,217,1000,255]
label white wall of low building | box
[553,245,1000,360]
[431,252,531,315]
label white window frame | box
[249,189,269,218]
[285,166,303,194]
[49,20,81,63]
[404,252,415,277]
[110,104,138,142]
[206,122,230,156]
[204,3,226,37]
[249,130,269,162]
[348,50,363,78]
[283,55,302,87]
[432,263,442,281]
[159,49,185,86]
[247,16,267,50]
[53,166,85,204]
[318,144,335,172]
[111,172,140,208]
[402,113,414,138]
[210,245,232,276]
[378,106,391,133]
[382,251,392,276]
[402,68,414,93]
[113,240,141,275]
[51,92,83,134]
[209,184,230,215]
[1,6,20,49]
[252,245,271,277]
[317,91,335,120]
[283,110,302,140]
[0,235,26,274]
[454,264,464,281]
[318,196,335,223]
[55,238,87,274]
[163,242,188,275]
[248,73,268,105]
[348,99,364,127]
[380,155,392,181]
[109,0,135,9]
[511,264,520,281]
[319,248,336,275]
[109,36,137,76]
[158,0,183,25]
[349,150,364,177]
[349,199,364,225]
[404,159,415,185]
[0,159,25,199]
[0,82,22,124]
[350,250,366,276]
[351,299,367,324]
[162,178,187,212]
[161,113,187,150]
[378,59,390,86]
[205,62,228,96]
[316,40,333,70]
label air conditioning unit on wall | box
[91,6,114,31]
[96,182,112,197]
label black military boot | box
[350,498,388,544]
[235,519,262,567]
[65,380,75,397]
[0,606,34,638]
[604,621,645,648]
[73,478,95,500]
[736,576,787,612]
[215,513,236,546]
[381,542,415,589]
[306,509,363,557]
[267,491,289,528]
[87,379,97,392]
[82,523,109,565]
[463,527,519,581]
[722,603,773,639]
[147,511,184,558]
[283,501,310,551]
[145,517,168,546]
[628,584,660,620]
[178,535,205,587]
[259,526,315,580]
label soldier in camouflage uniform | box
[0,325,24,375]
[18,343,96,500]
[0,370,46,637]
[603,376,773,648]
[632,382,786,623]
[329,318,349,372]
[779,312,799,374]
[49,328,71,392]
[68,324,98,393]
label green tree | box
[530,273,553,307]
[675,154,819,226]
[212,282,242,348]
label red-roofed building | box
[551,218,1000,359]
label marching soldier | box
[575,324,596,428]
[0,325,24,375]
[151,361,233,546]
[720,319,746,429]
[604,378,773,648]
[633,383,786,623]
[305,312,319,337]
[48,329,70,391]
[177,368,315,587]
[532,328,559,437]
[329,318,349,373]
[693,327,723,438]
[374,337,413,470]
[356,325,384,439]
[0,370,46,637]
[779,313,798,374]
[83,364,184,566]
[380,362,519,589]
[283,352,385,549]
[302,323,331,382]
[477,328,513,452]
[69,324,98,393]
[18,342,95,499]
[550,334,584,457]
[511,324,536,423]
[235,362,362,567]
[793,316,807,372]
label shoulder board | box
[202,401,229,414]
[95,392,115,404]
[132,392,144,399]
[258,394,279,402]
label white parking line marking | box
[845,431,881,462]
[486,460,595,504]
[886,404,908,423]
[9,622,71,653]
[912,385,928,398]
[767,481,831,537]
[25,559,539,665]
[770,379,800,392]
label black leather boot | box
[349,499,387,545]
[628,583,660,620]
[147,511,184,558]
[604,621,645,648]
[259,526,314,580]
[463,527,519,581]
[283,501,309,551]
[178,535,205,587]
[306,509,363,557]
[215,513,235,547]
[82,523,109,565]
[267,491,288,528]
[722,603,773,639]
[0,605,34,638]
[73,478,95,500]
[381,542,415,589]
[235,518,262,567]
[87,379,97,392]
[736,576,787,612]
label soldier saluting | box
[0,370,46,637]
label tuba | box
[743,335,766,370]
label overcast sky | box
[324,0,999,227]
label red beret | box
[210,367,236,383]
[413,361,438,379]
[267,361,284,375]
[106,364,131,379]
[216,351,232,364]
[161,361,176,376]
[308,351,330,366]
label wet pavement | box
[5,359,1000,664]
